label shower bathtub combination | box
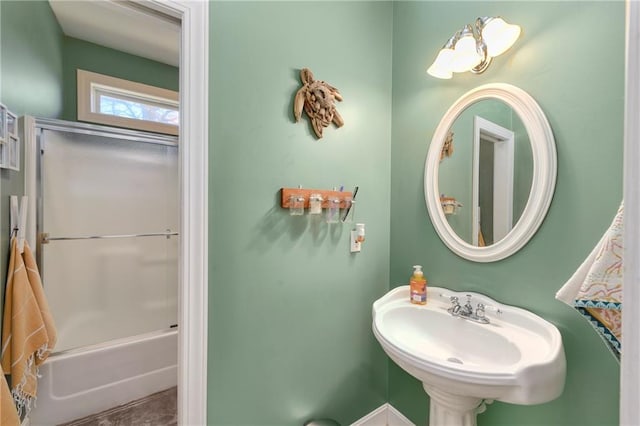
[25,119,179,425]
[31,329,177,425]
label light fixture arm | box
[470,19,491,74]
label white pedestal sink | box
[372,286,566,426]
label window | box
[77,69,179,135]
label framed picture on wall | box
[0,104,6,143]
[0,105,19,170]
[6,111,17,137]
[7,136,19,171]
[0,139,8,168]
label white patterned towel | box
[556,202,623,358]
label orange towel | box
[1,364,20,425]
[1,237,57,417]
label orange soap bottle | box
[409,265,427,305]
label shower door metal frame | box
[34,118,178,275]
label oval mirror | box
[425,83,556,262]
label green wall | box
[390,1,623,425]
[209,2,392,424]
[0,0,64,322]
[0,1,627,425]
[61,36,179,121]
[0,0,64,118]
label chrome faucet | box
[447,294,490,324]
[449,296,461,315]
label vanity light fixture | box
[427,16,521,79]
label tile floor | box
[58,387,177,426]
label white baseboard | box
[351,403,414,426]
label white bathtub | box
[29,329,177,425]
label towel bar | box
[39,231,179,244]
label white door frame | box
[144,2,209,425]
[622,1,639,424]
[472,116,515,246]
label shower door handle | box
[39,230,179,244]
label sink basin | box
[373,286,565,426]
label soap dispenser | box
[409,265,427,305]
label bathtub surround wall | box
[209,2,392,424]
[390,2,623,425]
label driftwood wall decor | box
[293,68,344,139]
[440,130,454,162]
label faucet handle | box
[475,303,486,318]
[483,304,503,315]
[447,296,461,315]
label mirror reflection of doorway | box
[473,116,515,246]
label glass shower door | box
[38,126,179,353]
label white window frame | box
[77,69,179,135]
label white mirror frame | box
[425,83,557,262]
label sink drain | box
[447,357,464,364]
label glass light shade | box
[427,48,454,79]
[451,34,482,73]
[481,17,521,57]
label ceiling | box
[48,0,180,67]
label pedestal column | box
[423,383,488,426]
